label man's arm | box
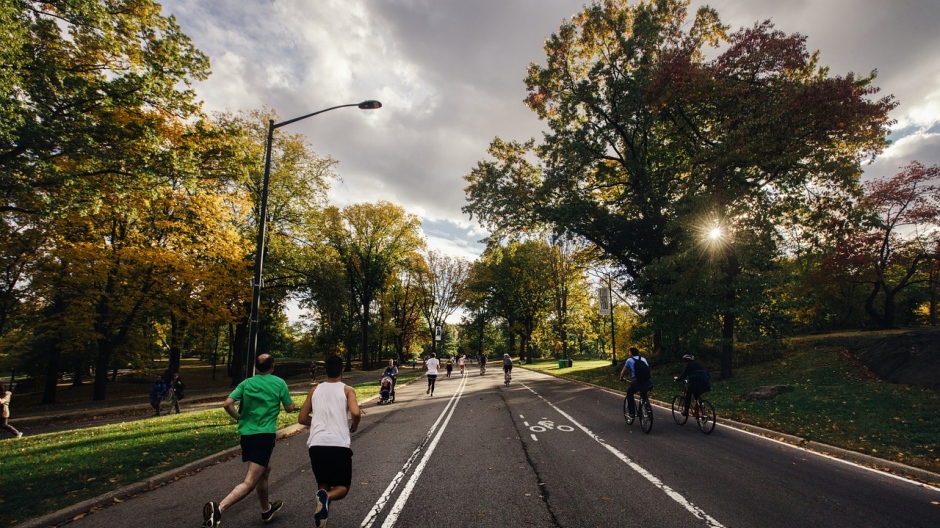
[222,397,239,421]
[297,386,316,426]
[346,385,361,433]
[676,364,691,381]
[619,365,629,381]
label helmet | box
[682,354,695,362]
[504,353,510,357]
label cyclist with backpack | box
[674,354,711,416]
[619,347,652,420]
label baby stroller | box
[378,375,395,404]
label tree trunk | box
[719,248,739,380]
[168,313,186,374]
[720,310,734,380]
[864,282,886,328]
[72,358,83,387]
[40,344,60,405]
[230,321,248,386]
[93,338,112,401]
[882,288,897,329]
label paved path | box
[20,368,940,528]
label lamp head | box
[358,100,382,110]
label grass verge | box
[0,369,423,525]
[526,344,940,478]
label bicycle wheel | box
[696,400,716,434]
[623,395,635,425]
[671,395,688,425]
[640,398,653,434]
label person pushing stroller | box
[378,359,397,404]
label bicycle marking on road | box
[528,419,575,435]
[359,374,469,528]
[521,382,727,528]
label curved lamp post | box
[246,100,382,378]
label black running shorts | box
[309,445,354,488]
[240,433,276,466]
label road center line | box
[359,374,468,528]
[522,382,727,528]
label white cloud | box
[160,0,940,257]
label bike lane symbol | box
[521,415,575,441]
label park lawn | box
[525,345,940,477]
[0,369,425,526]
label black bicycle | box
[622,382,653,434]
[671,380,716,434]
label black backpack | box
[632,357,651,382]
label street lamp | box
[246,100,382,378]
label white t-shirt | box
[306,382,351,448]
[458,356,465,366]
[426,357,440,375]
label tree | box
[321,202,424,370]
[464,0,895,378]
[825,162,940,328]
[384,253,426,361]
[416,250,470,356]
[469,240,554,363]
[545,233,595,359]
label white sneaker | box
[16,432,23,438]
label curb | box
[20,424,309,528]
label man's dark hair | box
[325,355,344,378]
[629,347,640,356]
[256,355,275,373]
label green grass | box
[527,346,940,477]
[0,370,424,526]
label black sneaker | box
[314,489,329,527]
[203,501,221,528]
[261,499,282,523]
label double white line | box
[359,373,468,528]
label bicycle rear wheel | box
[623,394,635,425]
[640,398,653,434]
[671,395,688,425]
[696,400,716,434]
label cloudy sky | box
[158,0,940,261]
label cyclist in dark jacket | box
[674,354,711,416]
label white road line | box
[359,374,468,528]
[522,382,727,528]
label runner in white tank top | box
[306,381,352,448]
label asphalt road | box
[46,368,940,528]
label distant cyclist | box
[478,352,487,375]
[502,353,513,383]
[458,354,466,376]
[619,347,652,419]
[674,354,711,416]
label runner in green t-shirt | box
[202,354,294,527]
